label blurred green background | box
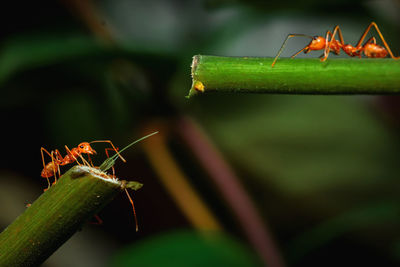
[0,0,399,266]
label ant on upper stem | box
[271,22,400,67]
[40,140,125,189]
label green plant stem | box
[187,55,400,97]
[0,166,139,267]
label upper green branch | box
[187,55,400,98]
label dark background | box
[0,0,400,266]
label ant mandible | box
[271,22,400,67]
[41,140,125,189]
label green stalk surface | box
[0,166,129,266]
[187,55,400,97]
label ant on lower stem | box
[271,22,400,67]
[40,140,133,227]
[40,140,124,189]
[40,132,158,231]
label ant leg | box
[356,22,400,59]
[87,154,94,167]
[333,25,345,44]
[94,215,103,225]
[271,34,314,67]
[64,145,90,167]
[321,25,345,62]
[54,149,63,162]
[366,37,377,44]
[290,47,308,58]
[41,149,58,186]
[53,149,64,181]
[40,147,53,189]
[321,30,333,61]
[124,188,139,231]
[50,151,59,184]
[356,23,373,48]
[90,140,126,162]
[78,154,91,167]
[89,214,103,225]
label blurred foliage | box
[203,0,371,14]
[190,95,400,265]
[111,230,262,267]
[196,95,400,196]
[0,0,400,266]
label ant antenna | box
[271,34,314,67]
[99,131,159,172]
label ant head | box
[77,142,97,155]
[306,36,326,51]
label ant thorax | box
[308,36,326,51]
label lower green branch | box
[0,166,140,267]
[188,55,400,97]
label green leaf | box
[111,230,262,267]
[0,35,104,84]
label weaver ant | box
[40,140,125,189]
[40,132,158,231]
[271,22,400,67]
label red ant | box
[271,22,400,67]
[40,132,158,231]
[41,140,125,189]
[40,141,131,226]
[40,133,158,231]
